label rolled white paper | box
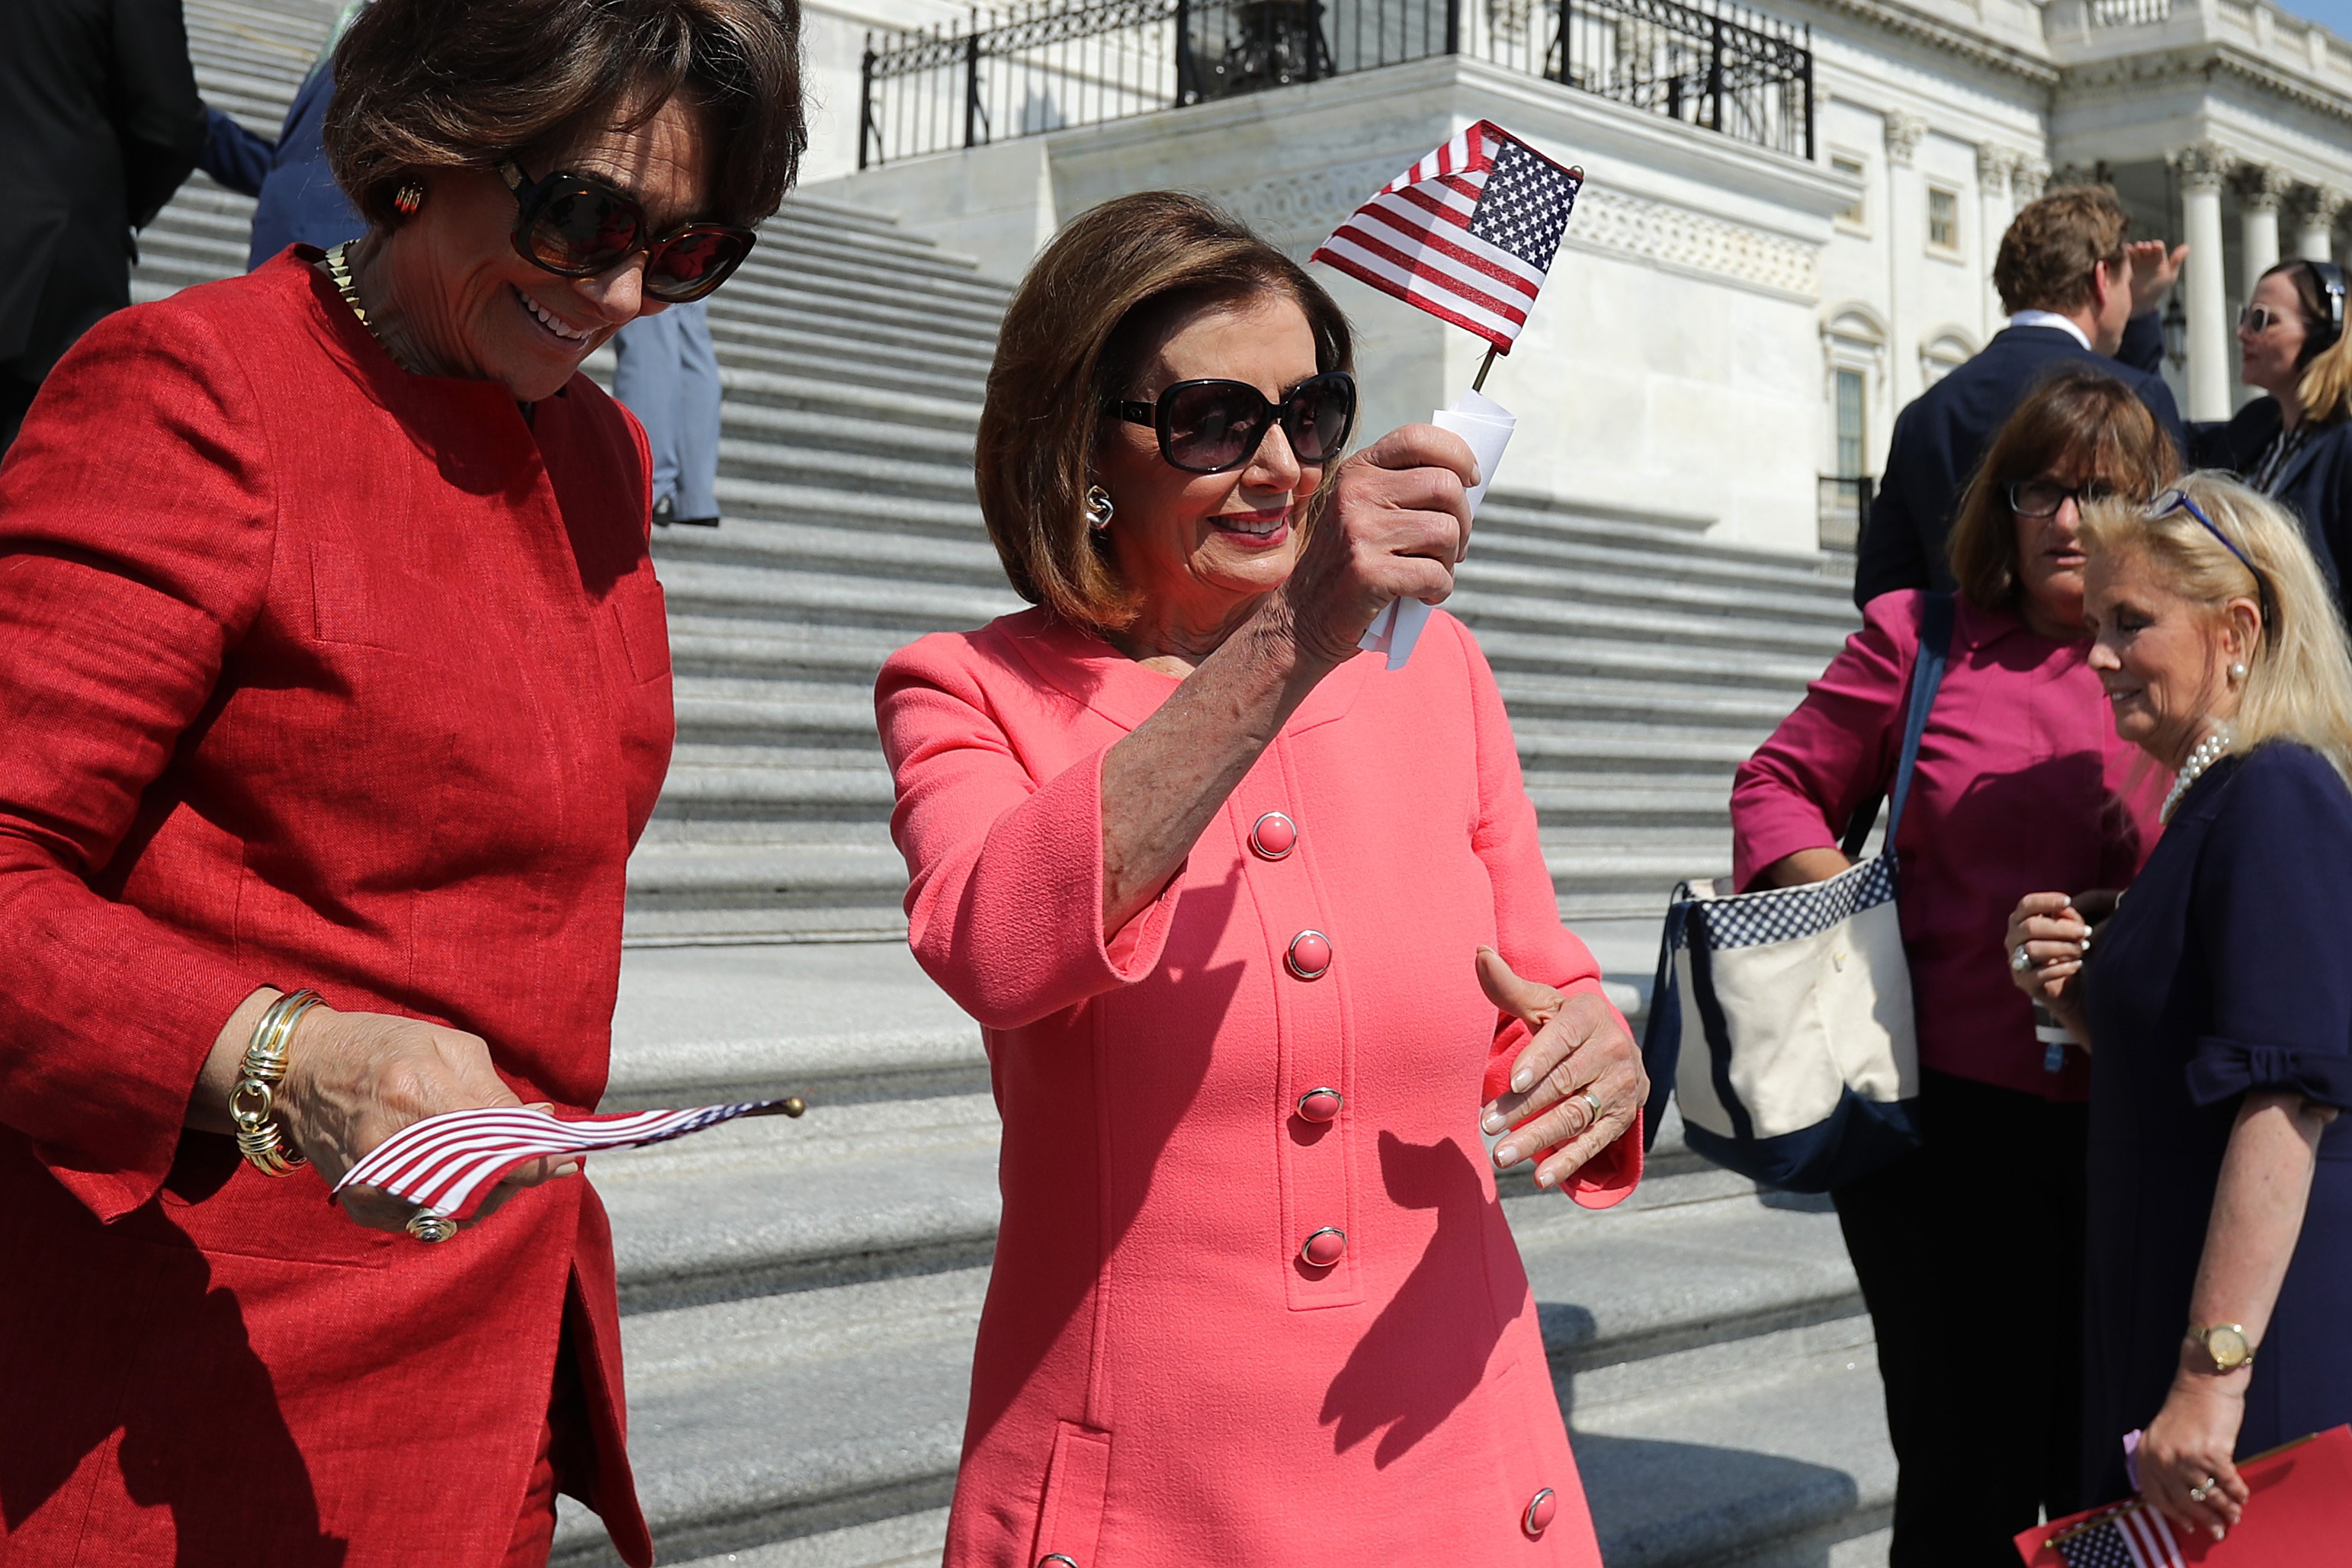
[1359,388,1516,669]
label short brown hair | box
[976,192,1352,630]
[326,0,807,231]
[1946,368,2180,614]
[1994,187,2130,316]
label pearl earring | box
[1085,485,1115,533]
[2229,660,2249,681]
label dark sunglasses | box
[1106,372,1357,475]
[2007,478,2111,519]
[496,159,756,304]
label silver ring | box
[2189,1476,2217,1502]
[1578,1090,1602,1125]
[2011,944,2033,972]
[406,1210,458,1244]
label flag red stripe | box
[1325,221,1534,320]
[1355,200,1544,297]
[1311,246,1519,352]
[1314,233,1527,336]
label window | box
[1834,369,1866,479]
[1927,186,1959,252]
[1832,155,1866,227]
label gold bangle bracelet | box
[231,989,322,1177]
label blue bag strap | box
[1886,592,1953,840]
[1837,592,1954,857]
[1637,893,1689,1152]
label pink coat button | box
[1285,929,1332,980]
[1523,1487,1557,1535]
[1249,811,1298,860]
[1295,1088,1342,1123]
[1299,1227,1346,1267]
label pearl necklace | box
[2160,729,2234,822]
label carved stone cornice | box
[1804,0,2058,85]
[2059,45,2352,136]
[2170,142,2232,195]
[1883,111,1927,167]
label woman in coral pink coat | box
[876,193,1649,1566]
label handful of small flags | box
[335,1098,806,1221]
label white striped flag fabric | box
[335,1099,804,1220]
[2052,1501,2186,1568]
[1311,120,1583,353]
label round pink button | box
[1250,811,1298,860]
[1299,1227,1346,1268]
[1295,1088,1343,1123]
[1523,1487,1558,1536]
[1285,929,1333,980]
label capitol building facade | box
[776,0,2352,556]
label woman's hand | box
[2004,892,2090,1004]
[2138,1373,2250,1540]
[1278,425,1478,665]
[197,991,576,1234]
[1476,948,1648,1190]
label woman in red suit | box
[0,1,804,1563]
[877,193,1649,1565]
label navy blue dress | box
[2079,742,2352,1504]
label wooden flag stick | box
[1471,343,1500,395]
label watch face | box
[2208,1326,2251,1368]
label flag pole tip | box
[1568,165,1584,181]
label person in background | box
[1735,370,2177,1565]
[878,191,1647,1563]
[613,300,724,526]
[2007,475,2352,1542]
[0,0,207,450]
[2188,258,2352,607]
[195,0,367,266]
[1855,186,2187,608]
[0,0,801,1558]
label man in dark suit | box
[1854,186,2189,607]
[0,0,207,451]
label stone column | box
[2173,144,2233,422]
[1977,145,2013,332]
[2293,185,2348,261]
[1884,111,1928,406]
[2238,164,2288,287]
[2013,159,2050,204]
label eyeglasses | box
[2238,304,2289,335]
[496,159,756,304]
[1105,373,1357,476]
[2148,486,2277,625]
[2007,478,2111,518]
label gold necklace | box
[324,241,422,374]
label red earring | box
[393,181,425,216]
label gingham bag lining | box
[1677,853,1898,952]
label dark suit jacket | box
[1853,313,2186,608]
[2190,396,2352,601]
[0,0,204,377]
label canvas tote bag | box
[1638,593,1953,1193]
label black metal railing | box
[859,0,1811,168]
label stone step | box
[547,1176,1871,1568]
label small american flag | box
[1311,120,1582,353]
[2052,1501,2186,1568]
[335,1098,804,1220]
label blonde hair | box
[2078,472,2352,786]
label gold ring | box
[406,1211,458,1244]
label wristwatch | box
[2187,1323,2257,1373]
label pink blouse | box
[1731,591,2165,1101]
